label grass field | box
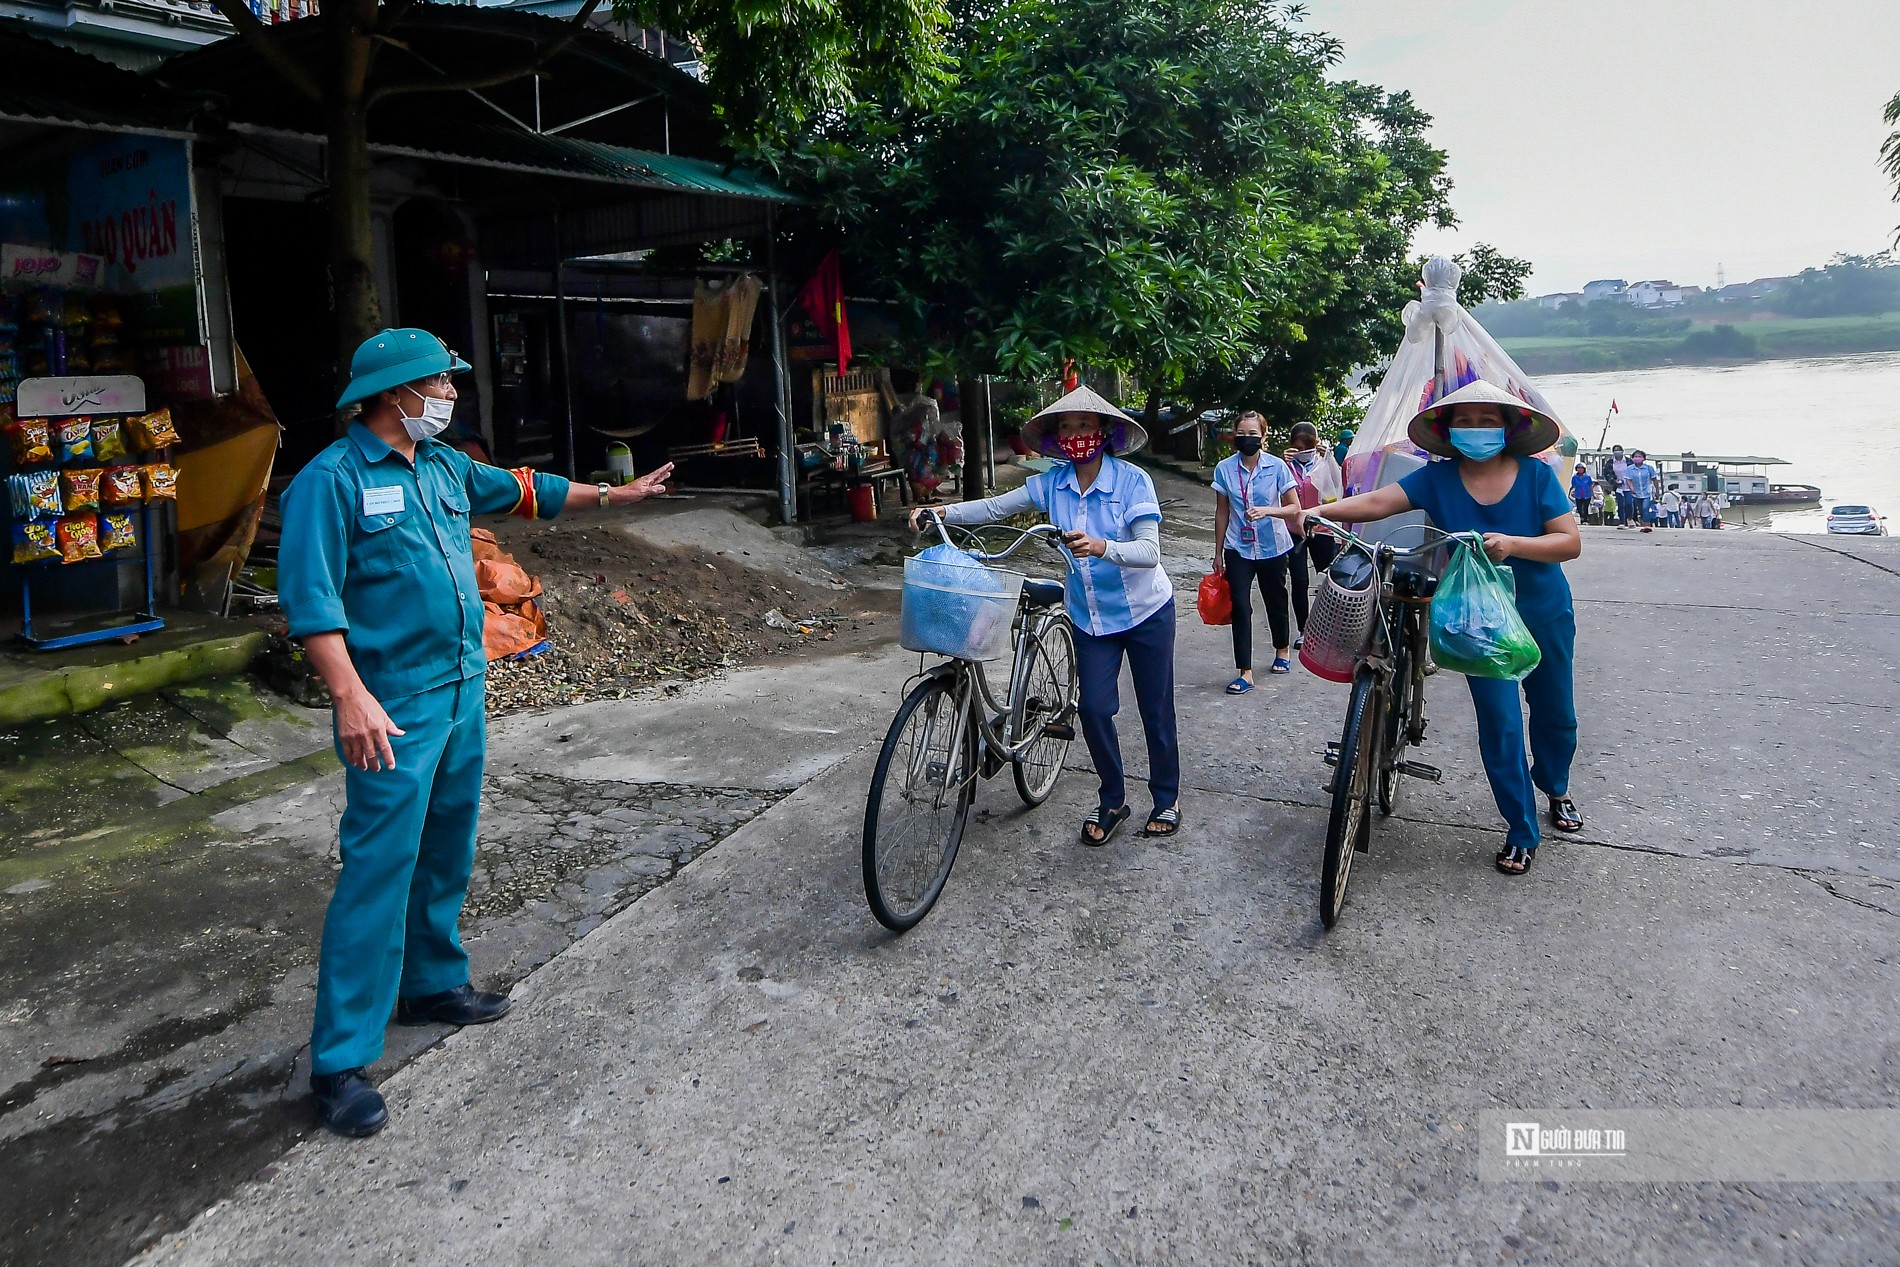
[1499,313,1900,373]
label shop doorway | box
[222,196,335,472]
[393,200,478,437]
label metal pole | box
[553,210,576,479]
[765,206,796,523]
[984,375,995,487]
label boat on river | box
[1580,451,1821,506]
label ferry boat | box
[1581,451,1821,506]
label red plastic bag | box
[1197,572,1232,625]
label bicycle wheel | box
[1321,665,1381,929]
[863,675,977,932]
[1012,618,1078,806]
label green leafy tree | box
[1452,243,1532,307]
[785,0,1479,486]
[204,0,947,400]
[1771,252,1900,317]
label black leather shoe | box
[396,984,512,1027]
[311,1068,388,1138]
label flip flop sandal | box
[1143,806,1180,838]
[1495,845,1535,875]
[1269,658,1292,674]
[1548,797,1584,833]
[1082,805,1132,847]
[1225,678,1253,695]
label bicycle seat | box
[1022,579,1065,608]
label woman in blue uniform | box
[1268,381,1583,874]
[1209,411,1302,691]
[910,386,1179,844]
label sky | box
[1297,0,1900,294]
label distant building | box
[1537,292,1583,309]
[1626,280,1685,309]
[1581,279,1628,303]
[0,0,237,69]
[1680,285,1704,299]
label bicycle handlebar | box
[914,508,1074,566]
[1305,516,1480,559]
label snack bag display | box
[24,469,60,517]
[101,466,143,506]
[128,408,180,451]
[56,514,100,564]
[8,418,51,464]
[91,419,128,461]
[11,520,57,564]
[55,418,93,463]
[61,467,103,513]
[99,510,137,553]
[140,463,178,500]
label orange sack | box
[471,529,549,659]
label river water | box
[1531,352,1900,533]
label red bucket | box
[847,483,878,522]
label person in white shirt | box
[1661,488,1683,527]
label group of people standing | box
[1568,445,1728,529]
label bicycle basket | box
[900,552,1027,661]
[1298,545,1377,683]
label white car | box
[1825,504,1887,536]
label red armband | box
[508,468,537,520]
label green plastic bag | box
[1428,542,1543,681]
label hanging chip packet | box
[101,466,143,506]
[62,467,103,513]
[91,419,128,461]
[140,463,178,500]
[7,418,51,464]
[56,514,100,564]
[55,418,93,463]
[22,469,60,518]
[128,407,180,451]
[99,510,137,552]
[12,520,57,564]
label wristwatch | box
[597,482,612,508]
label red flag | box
[796,250,852,372]
[1061,359,1080,391]
[1610,400,1619,413]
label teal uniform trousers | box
[310,676,486,1075]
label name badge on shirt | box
[362,486,405,516]
[1238,525,1256,545]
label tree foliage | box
[1452,243,1533,308]
[1771,252,1900,317]
[784,0,1465,424]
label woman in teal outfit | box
[1267,381,1583,874]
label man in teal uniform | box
[280,329,671,1137]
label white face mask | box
[399,386,456,441]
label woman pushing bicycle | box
[1263,381,1583,875]
[910,386,1180,846]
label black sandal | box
[1143,806,1180,838]
[1495,845,1535,875]
[1082,806,1132,847]
[1548,797,1583,833]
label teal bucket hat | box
[337,328,471,408]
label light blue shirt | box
[1024,455,1172,636]
[279,423,570,701]
[1211,453,1296,559]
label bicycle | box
[861,516,1081,932]
[1313,520,1480,928]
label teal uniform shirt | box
[1399,456,1575,623]
[279,423,570,700]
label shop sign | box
[1,245,105,288]
[17,375,148,418]
[138,345,215,401]
[68,138,196,292]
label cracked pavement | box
[122,465,1900,1267]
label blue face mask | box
[1449,426,1507,461]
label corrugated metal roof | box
[0,20,198,135]
[368,123,795,201]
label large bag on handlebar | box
[901,543,1024,662]
[1428,545,1542,682]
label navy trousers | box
[1073,601,1180,816]
[1463,611,1577,851]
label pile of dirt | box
[480,516,890,714]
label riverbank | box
[1501,312,1900,373]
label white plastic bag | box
[1345,257,1572,497]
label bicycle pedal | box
[1395,760,1443,783]
[1041,721,1076,742]
[1320,752,1338,768]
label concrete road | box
[136,490,1900,1265]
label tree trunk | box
[959,375,991,501]
[327,8,380,428]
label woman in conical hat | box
[1262,378,1585,875]
[911,385,1181,844]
